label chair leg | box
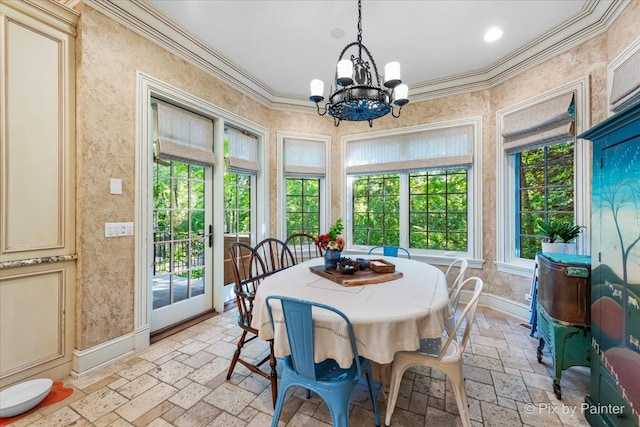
[226,330,248,380]
[268,340,278,408]
[363,367,381,427]
[326,388,353,427]
[384,357,412,427]
[442,364,471,427]
[271,383,289,427]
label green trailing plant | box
[535,219,585,243]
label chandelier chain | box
[357,0,362,44]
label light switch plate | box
[105,222,134,237]
[110,178,122,195]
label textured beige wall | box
[75,2,639,349]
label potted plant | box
[536,219,585,254]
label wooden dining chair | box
[253,237,296,275]
[226,242,278,407]
[385,277,484,427]
[265,295,381,427]
[368,245,411,259]
[284,233,323,263]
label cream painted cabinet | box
[0,0,77,387]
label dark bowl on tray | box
[338,259,360,275]
[355,258,370,270]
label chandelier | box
[309,0,408,127]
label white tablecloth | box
[251,256,451,369]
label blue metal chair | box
[265,296,381,427]
[368,245,411,259]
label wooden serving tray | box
[309,265,403,287]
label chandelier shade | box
[309,0,408,127]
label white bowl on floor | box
[0,378,53,418]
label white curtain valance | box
[610,45,640,113]
[284,138,326,175]
[226,127,259,174]
[345,125,473,174]
[502,92,575,154]
[153,101,214,167]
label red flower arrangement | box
[317,218,345,251]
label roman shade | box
[226,127,259,173]
[284,138,326,175]
[502,92,575,154]
[153,101,214,166]
[345,125,473,174]
[610,46,640,113]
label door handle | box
[208,225,213,248]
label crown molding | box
[2,0,79,35]
[83,0,629,111]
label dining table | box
[250,255,452,388]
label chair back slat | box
[368,245,411,259]
[440,277,483,357]
[279,299,316,379]
[228,242,267,325]
[284,233,323,263]
[446,258,469,311]
[254,238,296,275]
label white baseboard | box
[71,327,150,377]
[458,290,530,321]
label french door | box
[150,159,213,331]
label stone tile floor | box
[6,306,590,426]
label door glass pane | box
[153,160,207,309]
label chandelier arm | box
[315,102,328,116]
[391,104,404,119]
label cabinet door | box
[1,1,75,261]
[591,135,640,412]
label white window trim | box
[341,118,484,269]
[495,77,591,277]
[276,131,331,239]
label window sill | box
[494,260,535,277]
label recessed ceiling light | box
[330,28,345,39]
[484,27,503,42]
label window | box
[516,142,574,259]
[352,174,400,245]
[410,169,468,251]
[278,132,330,239]
[496,79,590,275]
[345,119,482,262]
[285,177,320,236]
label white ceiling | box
[81,0,623,109]
[143,0,618,104]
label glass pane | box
[172,273,188,303]
[190,210,205,237]
[190,165,204,180]
[174,162,189,179]
[191,181,204,209]
[191,268,205,297]
[152,274,171,309]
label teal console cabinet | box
[579,103,640,427]
[535,253,591,399]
